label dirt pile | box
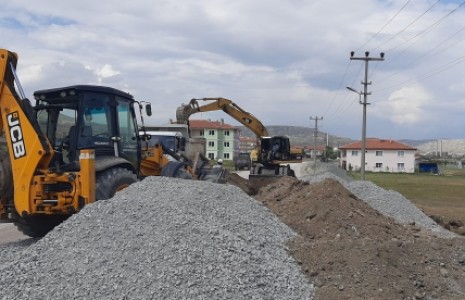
[255,177,465,300]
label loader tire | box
[96,167,138,200]
[14,214,69,238]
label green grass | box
[350,171,465,224]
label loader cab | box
[33,85,141,170]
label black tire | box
[13,214,69,238]
[96,167,138,200]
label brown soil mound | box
[255,177,465,300]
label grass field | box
[350,169,465,226]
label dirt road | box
[0,223,29,245]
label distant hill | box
[237,125,353,148]
[399,139,436,147]
[415,139,465,156]
[237,126,465,156]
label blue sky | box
[2,0,465,140]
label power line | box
[385,0,465,53]
[376,53,465,94]
[369,1,465,88]
[372,0,440,52]
[323,60,352,116]
[355,0,412,52]
[379,26,465,82]
[325,62,364,119]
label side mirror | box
[145,103,152,116]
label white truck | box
[141,124,207,162]
[142,130,186,161]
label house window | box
[351,150,359,156]
[398,151,404,157]
[208,141,215,147]
[200,130,204,136]
[397,163,405,170]
[376,151,383,156]
[224,141,230,147]
[223,153,230,159]
[207,153,214,160]
[224,130,230,136]
[375,163,383,168]
[208,130,215,136]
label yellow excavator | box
[176,97,300,179]
[0,49,224,237]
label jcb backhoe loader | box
[176,97,300,180]
[0,49,223,237]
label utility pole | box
[310,116,323,169]
[349,51,384,180]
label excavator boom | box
[176,98,269,137]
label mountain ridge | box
[237,125,465,156]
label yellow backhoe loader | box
[0,49,224,237]
[176,97,301,181]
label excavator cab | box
[33,85,141,172]
[260,136,292,164]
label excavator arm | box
[176,97,269,138]
[0,49,96,225]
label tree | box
[325,146,338,160]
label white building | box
[339,138,417,173]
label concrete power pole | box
[349,51,384,180]
[310,116,323,169]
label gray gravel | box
[0,177,314,300]
[1,160,456,299]
[299,161,457,238]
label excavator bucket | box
[226,163,296,195]
[176,103,196,124]
[248,174,284,194]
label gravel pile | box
[299,162,456,238]
[0,177,314,300]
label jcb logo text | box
[7,112,26,159]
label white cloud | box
[2,0,465,139]
[95,64,121,78]
[378,85,431,125]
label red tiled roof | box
[188,119,237,129]
[339,138,416,150]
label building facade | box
[238,136,257,152]
[339,138,417,173]
[188,119,239,161]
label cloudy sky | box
[2,0,465,140]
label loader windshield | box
[33,85,140,168]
